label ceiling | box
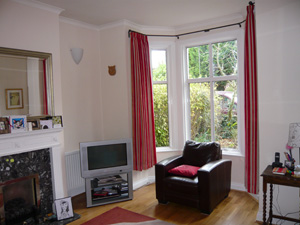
[34,0,249,28]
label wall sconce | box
[70,48,83,64]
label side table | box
[261,165,300,224]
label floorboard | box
[70,183,262,225]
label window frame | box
[181,29,245,156]
[150,41,177,151]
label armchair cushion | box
[168,164,200,178]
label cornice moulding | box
[12,0,64,14]
[60,16,100,31]
[175,13,245,34]
[57,12,244,36]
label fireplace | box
[0,149,53,224]
[0,128,66,224]
[0,174,40,224]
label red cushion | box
[168,164,201,178]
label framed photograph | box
[9,115,27,133]
[54,197,74,220]
[0,117,9,134]
[40,119,53,129]
[27,118,40,130]
[52,116,63,128]
[5,89,24,110]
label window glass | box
[214,80,238,149]
[189,82,211,142]
[151,50,169,147]
[152,50,167,81]
[187,40,239,152]
[212,40,237,77]
[188,45,209,78]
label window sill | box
[222,149,244,157]
[156,147,182,153]
[156,147,243,157]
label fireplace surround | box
[0,128,65,223]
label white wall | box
[99,25,132,140]
[256,0,300,222]
[0,0,67,195]
[59,21,104,152]
[0,0,63,115]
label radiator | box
[65,150,85,197]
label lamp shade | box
[70,48,83,64]
[288,123,300,148]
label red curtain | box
[130,32,157,171]
[244,4,259,194]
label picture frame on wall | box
[9,115,26,133]
[54,197,74,220]
[0,117,9,134]
[5,89,24,110]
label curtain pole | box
[128,20,246,39]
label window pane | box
[187,45,209,78]
[212,40,237,77]
[153,84,169,147]
[189,82,211,142]
[151,50,167,81]
[214,80,238,149]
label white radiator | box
[65,150,85,197]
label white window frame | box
[180,29,245,156]
[150,41,178,152]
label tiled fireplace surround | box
[0,129,65,218]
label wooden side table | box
[261,165,300,224]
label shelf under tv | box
[85,171,133,207]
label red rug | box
[82,207,156,225]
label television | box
[80,138,133,178]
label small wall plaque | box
[108,65,116,76]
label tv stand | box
[85,171,133,207]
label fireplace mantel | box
[0,128,65,199]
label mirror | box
[0,47,54,117]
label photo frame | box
[5,89,24,110]
[9,115,27,133]
[40,119,53,129]
[0,117,9,134]
[52,116,63,128]
[27,118,40,130]
[54,197,74,220]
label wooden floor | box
[70,183,262,225]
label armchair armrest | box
[197,159,232,214]
[155,155,183,203]
[155,155,183,181]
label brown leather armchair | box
[155,140,232,214]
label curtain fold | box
[130,32,157,171]
[244,4,259,194]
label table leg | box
[263,179,267,225]
[269,183,273,225]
